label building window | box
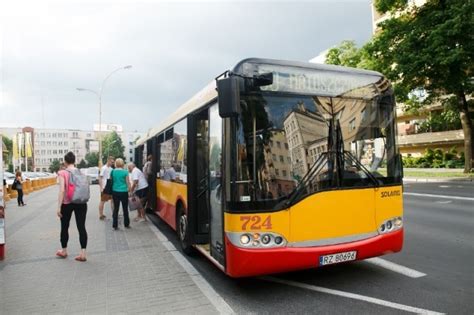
[349,118,356,131]
[275,169,280,176]
[269,140,274,147]
[277,141,281,148]
[279,155,284,162]
[361,108,366,120]
[282,170,287,177]
[272,154,276,161]
[284,143,289,149]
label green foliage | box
[49,160,61,173]
[77,159,87,169]
[1,135,13,170]
[326,40,363,68]
[374,0,408,13]
[367,0,474,102]
[85,152,99,167]
[402,147,464,168]
[101,131,125,163]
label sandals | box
[56,250,67,258]
[75,256,87,262]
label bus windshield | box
[230,90,402,210]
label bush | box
[402,147,464,168]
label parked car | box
[85,167,99,184]
[3,171,15,187]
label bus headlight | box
[240,234,251,245]
[261,234,271,245]
[228,232,287,248]
[378,216,403,234]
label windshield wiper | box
[285,152,328,206]
[343,151,380,187]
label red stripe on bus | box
[225,229,403,278]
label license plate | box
[319,251,357,266]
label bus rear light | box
[378,216,403,234]
[229,232,287,248]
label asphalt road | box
[149,181,474,314]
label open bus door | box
[147,138,159,211]
[188,104,225,267]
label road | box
[149,181,474,314]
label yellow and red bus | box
[135,58,404,277]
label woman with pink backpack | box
[55,151,88,262]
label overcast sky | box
[0,0,373,133]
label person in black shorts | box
[128,163,149,222]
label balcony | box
[398,129,464,147]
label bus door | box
[208,104,224,265]
[147,137,159,211]
[188,104,225,265]
[188,108,210,243]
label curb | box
[403,177,473,183]
[146,220,234,315]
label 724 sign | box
[240,215,272,230]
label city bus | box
[135,58,404,277]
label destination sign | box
[243,63,383,98]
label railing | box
[3,177,57,202]
[397,129,464,146]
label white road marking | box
[262,277,444,315]
[365,257,426,278]
[404,192,474,201]
[146,220,234,314]
[438,185,450,188]
[435,200,452,204]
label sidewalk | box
[0,186,230,314]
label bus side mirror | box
[217,76,240,118]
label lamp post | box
[77,65,132,167]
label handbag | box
[128,195,141,211]
[11,179,18,190]
[103,170,113,195]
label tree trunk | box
[457,91,473,173]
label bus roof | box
[135,58,384,146]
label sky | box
[0,0,374,133]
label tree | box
[77,159,87,169]
[85,152,99,167]
[49,160,61,173]
[326,40,364,68]
[366,0,474,172]
[101,131,125,163]
[1,135,13,172]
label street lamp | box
[76,65,132,167]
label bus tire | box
[177,203,194,255]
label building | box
[0,124,144,172]
[283,103,327,180]
[260,130,294,197]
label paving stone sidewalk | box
[0,186,220,314]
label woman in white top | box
[128,162,149,222]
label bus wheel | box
[177,204,194,255]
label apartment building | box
[0,124,143,172]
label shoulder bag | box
[103,169,114,195]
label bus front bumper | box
[225,228,403,278]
